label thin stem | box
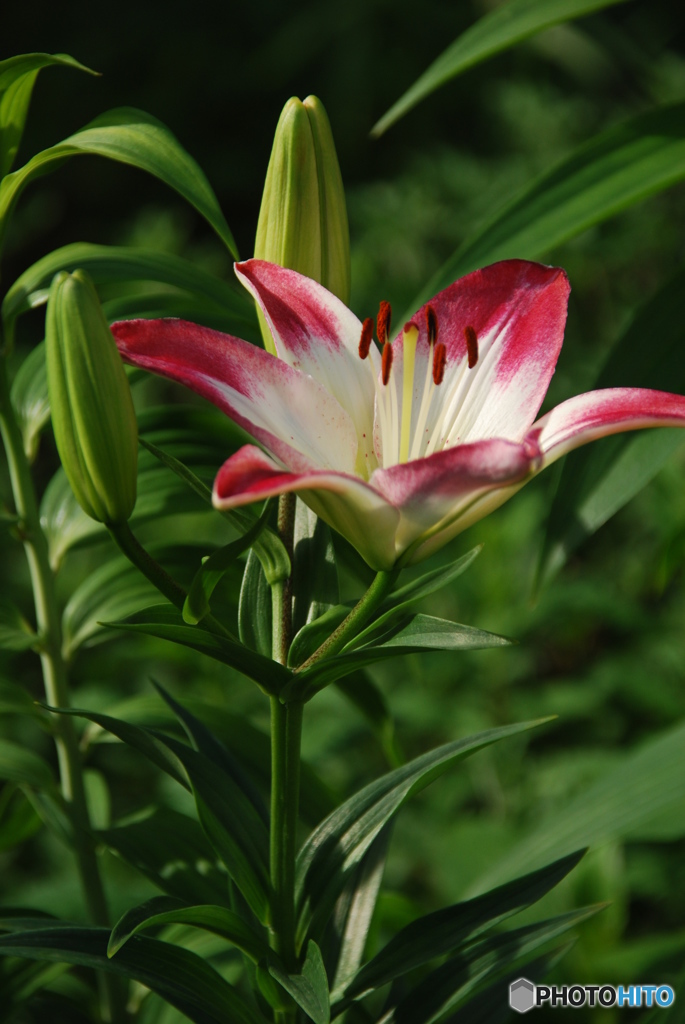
[269,492,301,982]
[271,494,296,666]
[108,520,238,643]
[0,358,126,1023]
[269,696,303,972]
[295,566,400,673]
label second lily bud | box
[46,269,138,525]
[255,95,350,353]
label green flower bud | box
[255,95,350,354]
[45,269,138,524]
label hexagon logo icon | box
[510,978,536,1013]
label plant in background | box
[1,1,685,1019]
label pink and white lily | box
[112,259,685,570]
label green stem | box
[0,359,126,1023]
[295,566,400,672]
[269,696,303,972]
[269,493,301,981]
[107,520,238,642]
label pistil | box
[399,322,418,463]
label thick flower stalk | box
[112,258,685,569]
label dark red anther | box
[377,301,392,346]
[432,342,447,385]
[381,342,393,385]
[464,325,478,368]
[426,304,439,346]
[359,317,374,360]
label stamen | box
[432,342,447,385]
[377,301,392,346]
[464,325,478,368]
[381,342,393,385]
[426,304,439,345]
[399,322,419,463]
[359,317,374,360]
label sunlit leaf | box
[409,102,685,315]
[0,107,237,256]
[371,0,632,137]
[269,940,330,1024]
[0,52,95,178]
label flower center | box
[358,303,479,469]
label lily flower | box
[112,259,685,570]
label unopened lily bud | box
[255,95,350,353]
[46,270,138,524]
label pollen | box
[464,325,478,368]
[359,317,374,360]
[377,301,392,346]
[432,342,447,385]
[426,304,439,345]
[381,342,393,385]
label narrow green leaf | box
[109,606,288,696]
[153,682,268,825]
[330,826,391,995]
[156,734,271,924]
[269,940,330,1024]
[46,705,189,788]
[0,739,54,789]
[538,265,685,586]
[378,907,602,1024]
[334,673,402,768]
[409,102,685,315]
[139,436,289,581]
[0,107,238,256]
[0,926,268,1024]
[239,549,273,659]
[380,546,482,614]
[0,598,37,651]
[289,606,350,668]
[288,616,512,699]
[470,719,685,895]
[336,850,584,1002]
[296,720,551,944]
[2,242,253,329]
[371,0,632,137]
[98,808,229,905]
[109,896,269,962]
[0,53,96,178]
[184,504,271,625]
[292,503,339,637]
[10,342,49,461]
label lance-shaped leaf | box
[2,242,253,330]
[102,605,289,697]
[0,53,95,179]
[108,896,269,962]
[285,616,512,700]
[10,342,49,461]
[469,718,685,895]
[269,940,330,1024]
[334,850,584,1004]
[97,808,229,906]
[537,264,685,586]
[295,720,551,945]
[329,826,391,995]
[0,740,54,789]
[0,598,37,651]
[292,502,340,637]
[0,926,268,1024]
[409,102,685,314]
[371,0,632,137]
[0,107,237,257]
[377,906,603,1024]
[184,504,271,625]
